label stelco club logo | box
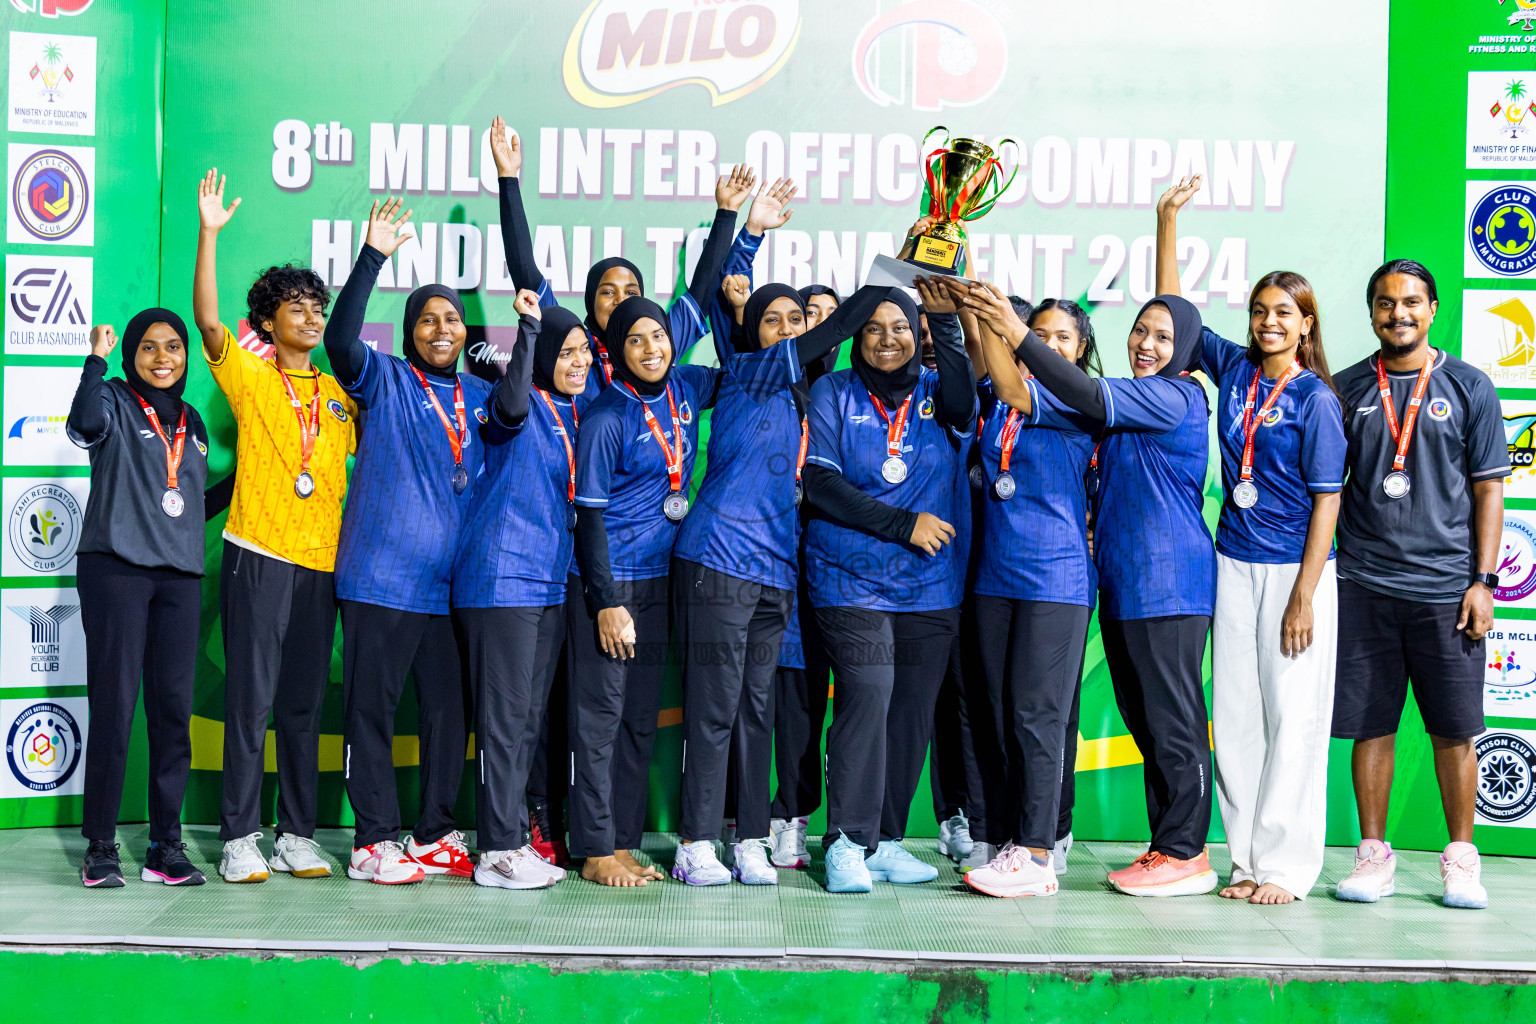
[10,148,89,242]
[564,0,801,108]
[1475,731,1536,825]
[5,701,81,794]
[7,483,81,573]
[851,0,1007,111]
[1469,183,1536,277]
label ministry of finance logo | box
[5,701,81,794]
[1468,182,1536,277]
[8,146,90,243]
[6,483,81,573]
[1476,731,1536,825]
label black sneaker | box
[82,840,125,888]
[142,840,206,885]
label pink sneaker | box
[1335,839,1395,903]
[1441,841,1489,910]
[1108,848,1217,897]
[965,844,1058,898]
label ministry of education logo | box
[6,483,81,573]
[5,701,81,794]
[1469,182,1536,277]
[9,147,89,242]
[1476,731,1536,824]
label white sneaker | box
[473,848,558,890]
[732,837,779,885]
[517,843,567,883]
[965,843,1059,898]
[770,817,811,869]
[959,841,998,873]
[1441,841,1490,909]
[1335,839,1395,902]
[219,832,269,883]
[1051,832,1073,875]
[348,840,425,885]
[671,840,731,885]
[270,834,333,878]
[938,813,974,861]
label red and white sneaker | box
[405,830,473,877]
[529,803,569,867]
[1108,848,1218,897]
[348,841,426,885]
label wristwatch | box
[1473,572,1500,589]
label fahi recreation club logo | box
[6,483,81,573]
[1467,182,1536,278]
[1496,515,1536,603]
[1475,731,1536,826]
[564,0,801,108]
[7,144,92,244]
[851,0,1008,111]
[5,701,81,794]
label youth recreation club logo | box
[6,483,81,573]
[851,0,1008,111]
[563,0,801,108]
[1476,731,1536,826]
[8,146,89,243]
[5,701,81,794]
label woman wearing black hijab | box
[453,292,592,890]
[964,284,1218,899]
[67,311,209,889]
[800,280,977,893]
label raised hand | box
[1156,174,1202,220]
[197,168,241,232]
[914,276,958,314]
[363,196,414,257]
[715,164,758,212]
[744,177,797,235]
[90,324,117,359]
[906,214,938,240]
[721,274,751,318]
[514,288,543,320]
[489,115,521,179]
[959,281,1026,345]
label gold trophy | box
[907,128,1017,277]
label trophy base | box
[865,253,976,290]
[908,232,965,275]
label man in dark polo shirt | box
[1331,260,1507,910]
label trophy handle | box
[962,139,1021,221]
[922,125,951,150]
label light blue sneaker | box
[866,840,939,884]
[824,834,872,893]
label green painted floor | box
[3,825,1535,970]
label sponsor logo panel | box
[1487,620,1536,720]
[1463,289,1536,388]
[3,364,87,467]
[1475,728,1536,828]
[6,30,96,135]
[1,697,85,798]
[3,477,87,577]
[6,141,93,245]
[0,587,84,689]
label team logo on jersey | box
[1475,732,1536,824]
[918,396,935,420]
[5,701,81,793]
[193,437,207,456]
[1428,397,1453,421]
[1261,407,1284,427]
[6,482,81,573]
[474,407,488,424]
[327,399,348,422]
[10,148,89,242]
[1469,182,1536,276]
[680,400,693,425]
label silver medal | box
[969,464,986,491]
[663,493,690,521]
[294,471,316,499]
[994,471,1017,501]
[1232,480,1259,509]
[161,488,184,518]
[881,456,907,484]
[794,479,805,508]
[452,464,470,495]
[1383,470,1410,500]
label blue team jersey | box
[707,230,766,364]
[975,382,1098,606]
[1094,374,1215,620]
[575,363,719,581]
[804,368,969,612]
[674,339,803,589]
[334,346,493,614]
[452,387,580,609]
[1201,328,1346,564]
[543,288,710,390]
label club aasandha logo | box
[1475,731,1536,826]
[5,701,81,794]
[851,0,1008,111]
[6,483,81,574]
[563,0,801,108]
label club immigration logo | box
[4,603,78,682]
[1467,181,1536,278]
[851,0,1008,111]
[1463,290,1536,386]
[6,143,92,245]
[563,0,801,108]
[7,31,96,135]
[6,483,81,574]
[7,0,94,16]
[1475,730,1536,827]
[4,701,81,795]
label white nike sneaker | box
[219,832,270,883]
[271,833,333,878]
[937,812,974,861]
[1051,832,1073,875]
[770,817,811,869]
[732,837,779,885]
[473,848,558,890]
[1441,841,1490,909]
[516,844,566,883]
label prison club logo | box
[851,0,1008,111]
[5,701,81,793]
[1476,731,1536,824]
[564,0,801,108]
[10,148,89,241]
[6,483,81,573]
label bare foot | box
[1219,879,1258,900]
[1248,882,1296,905]
[582,855,647,887]
[614,849,664,880]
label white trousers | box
[1212,554,1337,898]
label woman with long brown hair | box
[1156,176,1347,905]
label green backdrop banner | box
[3,0,1530,856]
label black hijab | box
[403,284,465,380]
[849,286,923,408]
[1138,294,1204,379]
[797,284,842,383]
[532,306,588,395]
[604,296,673,398]
[122,308,189,422]
[583,257,646,345]
[737,284,806,355]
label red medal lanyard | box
[133,393,187,490]
[1237,362,1302,483]
[998,408,1023,474]
[1375,350,1436,474]
[277,367,321,478]
[536,386,579,502]
[409,365,467,470]
[623,382,684,494]
[868,389,916,461]
[795,416,809,485]
[589,329,613,385]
